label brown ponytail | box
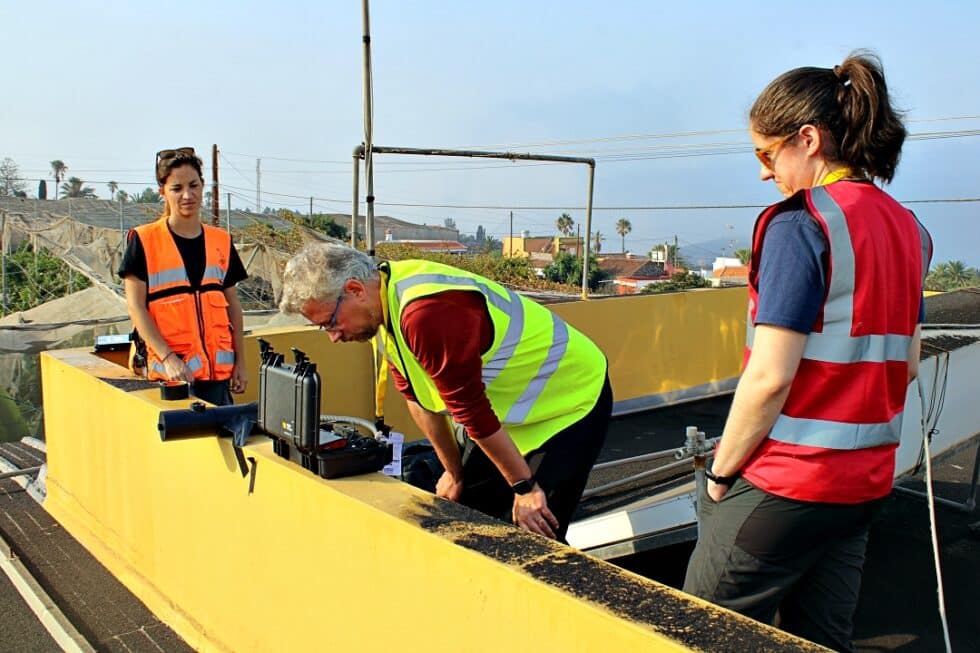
[750,50,907,183]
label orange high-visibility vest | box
[134,218,236,382]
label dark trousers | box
[683,478,883,652]
[458,375,613,541]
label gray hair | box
[279,242,378,314]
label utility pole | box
[509,210,513,257]
[1,213,6,316]
[255,158,261,213]
[226,193,232,232]
[211,144,220,226]
[310,197,314,222]
[362,0,376,255]
[674,234,679,269]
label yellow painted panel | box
[552,288,746,403]
[41,349,817,653]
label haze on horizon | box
[2,1,978,267]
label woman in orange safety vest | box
[118,147,248,406]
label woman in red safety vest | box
[683,51,931,652]
[118,148,249,406]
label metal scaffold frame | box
[352,0,598,300]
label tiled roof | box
[711,265,749,279]
[599,258,667,279]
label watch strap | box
[511,477,536,495]
[705,467,738,487]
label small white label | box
[381,432,405,477]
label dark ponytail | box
[750,50,906,183]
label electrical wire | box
[916,351,954,653]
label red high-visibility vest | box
[134,218,235,382]
[741,181,932,503]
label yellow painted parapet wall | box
[551,288,747,414]
[40,342,821,652]
[242,287,748,441]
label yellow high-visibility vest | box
[380,260,606,454]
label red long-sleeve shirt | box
[388,290,501,439]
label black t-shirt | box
[117,226,247,289]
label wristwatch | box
[511,477,537,495]
[704,466,738,487]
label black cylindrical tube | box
[158,402,259,441]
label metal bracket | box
[894,438,980,519]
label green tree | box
[107,181,119,200]
[305,213,348,240]
[925,260,980,291]
[651,243,690,270]
[615,218,632,253]
[4,242,91,312]
[641,271,710,295]
[50,160,68,199]
[377,242,575,292]
[60,176,97,198]
[116,189,129,202]
[555,212,575,237]
[592,231,604,253]
[734,248,752,265]
[0,157,27,197]
[542,251,607,290]
[131,187,162,203]
[484,235,502,253]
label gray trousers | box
[683,478,883,653]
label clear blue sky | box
[3,1,978,267]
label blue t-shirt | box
[754,209,924,333]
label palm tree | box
[734,248,752,265]
[130,187,161,203]
[484,235,502,252]
[615,218,632,253]
[116,189,129,203]
[555,212,575,237]
[592,231,604,253]
[943,260,972,287]
[60,176,97,198]
[108,181,119,200]
[50,160,68,199]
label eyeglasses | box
[318,294,345,331]
[754,133,795,170]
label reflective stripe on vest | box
[393,272,570,415]
[747,183,928,450]
[768,408,904,448]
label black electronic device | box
[257,339,392,478]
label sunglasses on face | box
[754,133,795,170]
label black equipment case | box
[257,340,390,478]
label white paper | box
[381,432,404,477]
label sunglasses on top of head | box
[155,147,196,167]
